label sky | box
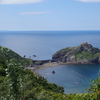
[0,0,100,31]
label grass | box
[76,51,100,61]
[57,47,74,53]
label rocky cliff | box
[52,42,100,64]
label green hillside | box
[0,46,33,66]
[0,60,64,99]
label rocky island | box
[30,42,100,71]
[52,42,100,64]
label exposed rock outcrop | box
[52,42,100,64]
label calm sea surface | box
[0,31,100,94]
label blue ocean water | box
[0,31,100,94]
[36,64,100,94]
[0,31,100,60]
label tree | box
[88,70,100,100]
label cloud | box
[77,0,100,2]
[0,0,43,4]
[19,12,51,15]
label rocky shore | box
[26,62,63,71]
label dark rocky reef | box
[52,42,100,64]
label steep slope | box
[0,46,33,66]
[52,42,100,64]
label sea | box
[0,31,100,94]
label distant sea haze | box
[0,31,100,94]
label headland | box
[27,42,100,71]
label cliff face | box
[52,43,100,64]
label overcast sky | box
[0,0,100,31]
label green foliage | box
[0,76,8,98]
[88,70,100,100]
[76,51,100,61]
[6,62,25,100]
[0,59,64,100]
[57,47,74,53]
[0,60,8,98]
[0,46,33,66]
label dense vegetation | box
[76,51,100,61]
[0,45,100,100]
[0,46,33,66]
[0,60,64,100]
[0,59,100,100]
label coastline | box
[26,62,63,72]
[26,62,84,73]
[25,62,63,75]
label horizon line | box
[0,30,100,31]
